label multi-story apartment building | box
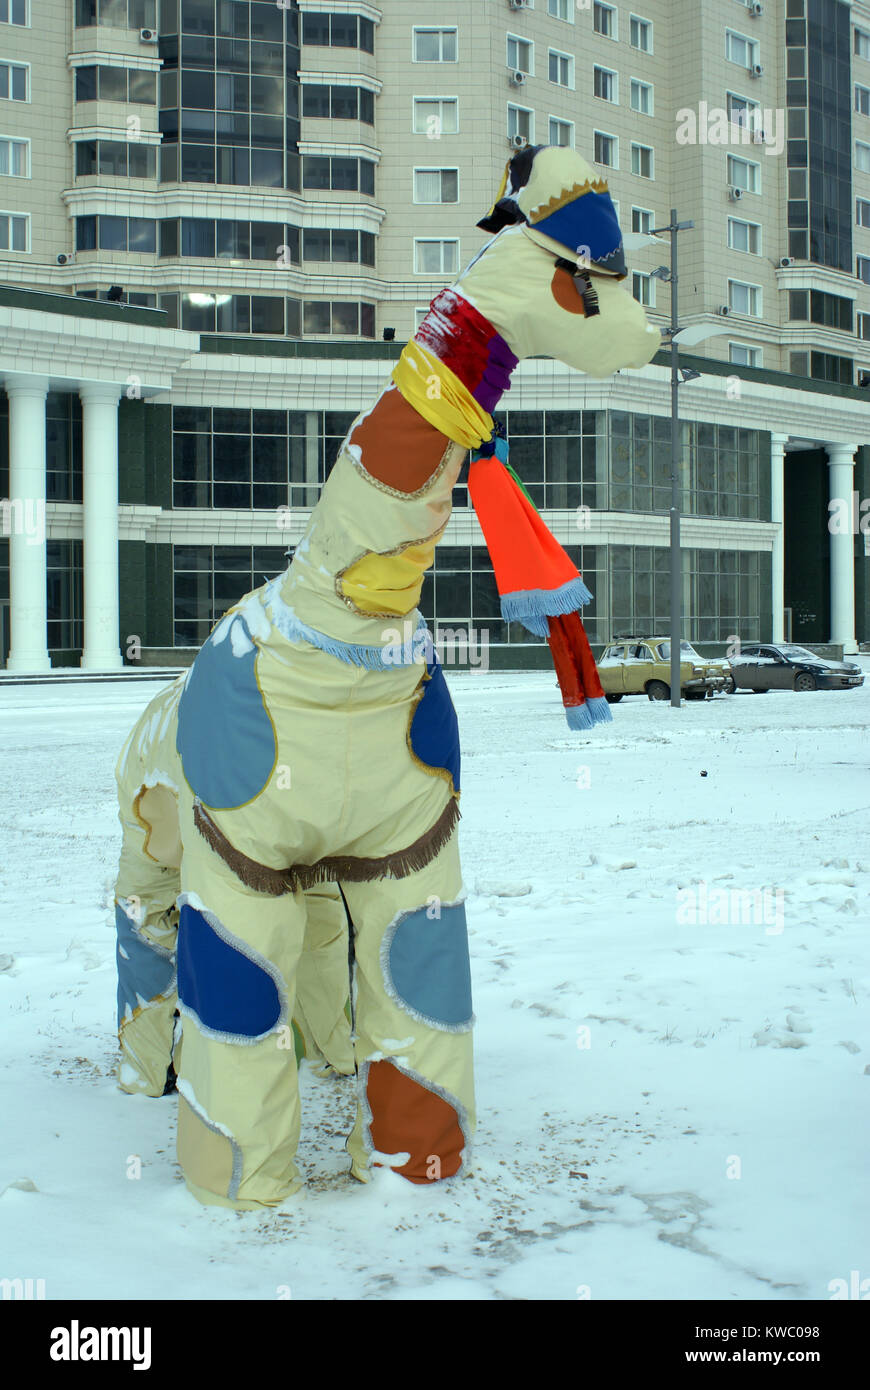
[0,0,868,670]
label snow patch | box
[229,619,255,659]
[475,880,532,898]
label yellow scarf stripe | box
[391,339,494,451]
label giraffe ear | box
[476,197,527,234]
[477,144,542,232]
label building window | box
[171,408,358,520]
[807,351,853,384]
[726,30,759,69]
[74,0,156,25]
[727,217,761,253]
[789,349,809,376]
[0,135,28,176]
[727,153,761,193]
[549,116,574,147]
[302,83,375,125]
[594,131,617,168]
[75,64,157,104]
[857,256,870,283]
[857,198,870,227]
[0,1,28,23]
[0,209,28,248]
[0,61,28,101]
[303,228,375,266]
[857,140,870,172]
[413,26,457,62]
[414,238,459,274]
[413,97,458,136]
[548,0,573,20]
[789,168,807,199]
[632,271,654,307]
[549,50,574,88]
[45,539,83,653]
[630,79,653,115]
[413,167,458,203]
[158,218,300,263]
[630,15,653,53]
[593,66,617,102]
[859,312,870,340]
[631,142,654,178]
[76,214,157,252]
[186,294,366,339]
[788,289,852,330]
[173,544,291,647]
[158,292,373,339]
[728,279,761,315]
[75,139,157,178]
[594,3,617,39]
[301,13,374,52]
[507,35,533,75]
[726,91,761,131]
[855,28,870,60]
[631,207,654,233]
[729,342,761,367]
[855,84,870,116]
[508,104,534,144]
[302,156,375,196]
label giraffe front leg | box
[173,793,309,1210]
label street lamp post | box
[649,210,695,709]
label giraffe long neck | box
[346,290,519,496]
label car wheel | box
[723,676,736,694]
[794,672,817,692]
[605,693,623,704]
[646,680,670,701]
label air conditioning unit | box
[750,63,764,77]
[140,27,158,42]
[56,252,73,265]
[509,133,528,149]
[718,305,731,316]
[727,185,744,201]
[509,69,527,87]
[750,2,764,15]
[779,256,796,268]
[508,0,530,9]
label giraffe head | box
[451,144,662,378]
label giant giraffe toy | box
[113,145,661,1209]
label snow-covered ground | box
[1,667,868,1301]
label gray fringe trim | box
[193,797,461,897]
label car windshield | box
[778,645,821,661]
[658,641,700,661]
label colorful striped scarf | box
[393,291,611,731]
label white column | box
[4,375,51,672]
[79,383,123,671]
[769,433,788,643]
[826,442,859,656]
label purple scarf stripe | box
[472,334,520,414]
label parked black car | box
[729,643,865,692]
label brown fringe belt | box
[193,797,461,896]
